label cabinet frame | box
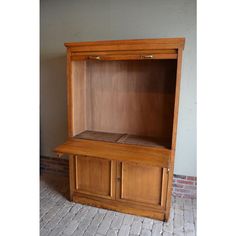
[54,38,185,221]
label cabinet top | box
[64,38,185,50]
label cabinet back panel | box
[85,60,177,141]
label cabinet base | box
[72,192,168,221]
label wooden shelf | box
[74,130,171,149]
[54,138,171,168]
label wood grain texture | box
[65,38,185,50]
[165,49,184,221]
[70,61,86,136]
[72,193,165,220]
[55,38,185,221]
[118,162,163,206]
[69,155,75,201]
[86,60,176,144]
[67,48,73,137]
[71,53,177,61]
[54,139,171,168]
[74,155,115,199]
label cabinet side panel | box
[70,61,86,135]
[165,49,184,220]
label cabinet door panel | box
[74,155,116,199]
[117,162,168,208]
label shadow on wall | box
[40,54,68,157]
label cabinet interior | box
[71,59,177,149]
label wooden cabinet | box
[54,38,185,221]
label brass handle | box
[89,56,101,60]
[141,55,153,59]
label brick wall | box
[40,156,69,176]
[40,156,196,199]
[173,174,197,199]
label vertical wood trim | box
[84,61,87,130]
[74,155,79,190]
[120,162,124,199]
[116,161,121,200]
[165,48,184,220]
[110,160,117,199]
[110,160,113,197]
[161,168,168,207]
[67,48,73,137]
[171,48,183,150]
[69,155,75,200]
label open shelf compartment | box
[70,59,177,150]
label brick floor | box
[40,174,196,236]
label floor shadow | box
[40,173,70,200]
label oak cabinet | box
[54,38,185,221]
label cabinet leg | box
[69,155,75,201]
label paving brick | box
[140,228,151,236]
[62,219,79,235]
[110,213,125,230]
[183,199,192,210]
[133,215,144,222]
[43,204,72,231]
[151,222,162,236]
[69,203,82,215]
[174,232,185,236]
[130,220,142,235]
[40,204,63,228]
[84,212,106,235]
[122,214,134,226]
[118,224,130,236]
[98,208,107,214]
[175,197,184,208]
[72,218,93,235]
[97,211,115,235]
[184,222,195,234]
[71,207,99,235]
[163,221,174,233]
[184,232,195,236]
[174,212,184,232]
[175,208,184,216]
[142,218,153,230]
[107,229,118,236]
[163,232,173,236]
[184,209,194,224]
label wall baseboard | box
[40,156,196,199]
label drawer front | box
[116,161,169,209]
[73,155,116,199]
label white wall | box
[40,0,196,176]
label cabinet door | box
[116,161,168,208]
[73,155,116,199]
